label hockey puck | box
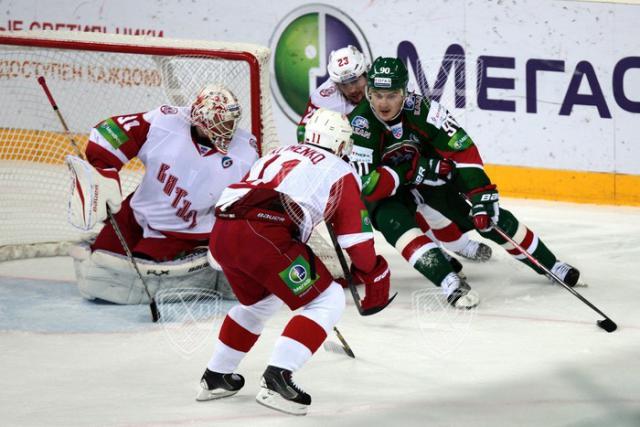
[597,319,617,333]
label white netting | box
[0,31,280,260]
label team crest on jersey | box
[160,105,178,115]
[279,255,318,296]
[196,143,211,155]
[320,86,337,97]
[351,115,369,129]
[391,123,403,139]
[403,95,415,110]
[221,156,233,168]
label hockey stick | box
[489,220,616,333]
[333,326,355,358]
[325,222,397,316]
[37,76,160,322]
[324,326,356,358]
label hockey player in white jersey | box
[67,84,258,304]
[297,45,491,266]
[196,109,393,415]
[296,45,369,142]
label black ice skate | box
[196,368,245,401]
[255,365,311,416]
[550,261,580,287]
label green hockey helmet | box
[367,57,409,92]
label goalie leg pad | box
[71,244,220,304]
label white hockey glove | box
[66,155,122,231]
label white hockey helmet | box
[327,45,369,84]
[190,84,241,154]
[303,108,353,156]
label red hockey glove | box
[351,255,391,311]
[467,184,499,232]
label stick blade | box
[360,292,398,316]
[597,318,617,333]
[323,341,355,358]
[150,299,161,322]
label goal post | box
[0,30,280,260]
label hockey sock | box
[208,315,259,373]
[482,209,556,274]
[269,283,343,372]
[416,206,469,252]
[270,316,328,372]
[208,295,283,373]
[395,228,453,286]
[432,222,469,253]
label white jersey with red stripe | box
[298,79,357,128]
[86,105,258,240]
[217,143,372,250]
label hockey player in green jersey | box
[348,57,580,307]
[298,46,492,265]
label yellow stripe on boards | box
[485,164,640,206]
[0,128,144,171]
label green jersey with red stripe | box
[347,92,491,193]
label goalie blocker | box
[66,155,122,230]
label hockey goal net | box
[0,31,342,274]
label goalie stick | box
[37,76,160,323]
[489,220,617,333]
[325,222,397,316]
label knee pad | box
[229,294,284,334]
[416,204,451,230]
[300,282,345,333]
[373,201,419,246]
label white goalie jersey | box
[85,105,259,239]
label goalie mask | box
[190,84,241,154]
[303,108,353,157]
[327,45,369,84]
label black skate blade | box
[360,292,397,316]
[597,318,617,333]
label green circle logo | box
[270,4,372,122]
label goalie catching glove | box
[351,255,391,311]
[66,155,122,231]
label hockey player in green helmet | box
[347,56,580,308]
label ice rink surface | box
[1,198,639,427]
